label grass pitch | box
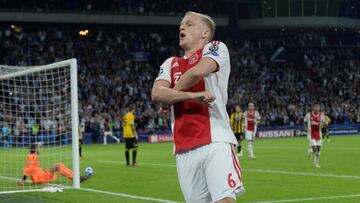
[1,135,360,203]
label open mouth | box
[179,33,186,39]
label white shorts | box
[104,131,113,136]
[245,131,256,141]
[309,139,322,146]
[176,142,245,203]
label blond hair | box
[185,11,216,41]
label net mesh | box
[0,61,76,193]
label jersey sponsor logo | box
[188,53,199,65]
[310,121,320,125]
[204,51,219,56]
[173,72,182,84]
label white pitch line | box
[0,189,44,194]
[254,146,360,151]
[97,160,360,180]
[250,194,360,203]
[245,169,360,180]
[79,187,182,203]
[0,175,70,194]
[0,175,182,203]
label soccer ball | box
[85,167,94,177]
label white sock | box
[308,147,314,156]
[111,135,119,142]
[314,151,320,165]
[104,136,107,144]
[248,142,254,157]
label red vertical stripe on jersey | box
[171,50,212,152]
[247,112,255,132]
[231,145,242,181]
[310,112,321,140]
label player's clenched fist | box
[190,91,216,106]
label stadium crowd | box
[0,26,359,139]
[0,0,229,16]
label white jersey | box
[243,110,261,132]
[156,41,237,152]
[304,112,325,141]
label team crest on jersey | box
[188,54,199,65]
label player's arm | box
[129,115,138,140]
[303,114,310,139]
[152,80,195,105]
[151,57,213,105]
[173,58,218,91]
[303,117,308,132]
[255,112,261,124]
[230,114,234,131]
[174,41,228,91]
[320,113,326,125]
[130,124,138,140]
[243,112,247,129]
[19,157,32,186]
[327,116,332,125]
[151,80,215,106]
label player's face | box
[313,104,320,113]
[35,147,40,154]
[235,106,241,112]
[248,104,254,111]
[179,14,207,50]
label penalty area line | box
[97,160,360,180]
[250,194,360,203]
[245,169,360,180]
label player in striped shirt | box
[152,11,244,203]
[304,102,325,168]
[244,103,261,160]
[230,106,245,156]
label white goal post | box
[0,58,80,194]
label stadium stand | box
[0,0,230,16]
[1,26,359,138]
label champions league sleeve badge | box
[203,43,220,57]
[209,44,219,52]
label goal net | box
[0,59,80,194]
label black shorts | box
[125,138,138,149]
[234,133,244,141]
[321,127,329,136]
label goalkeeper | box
[18,143,89,185]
